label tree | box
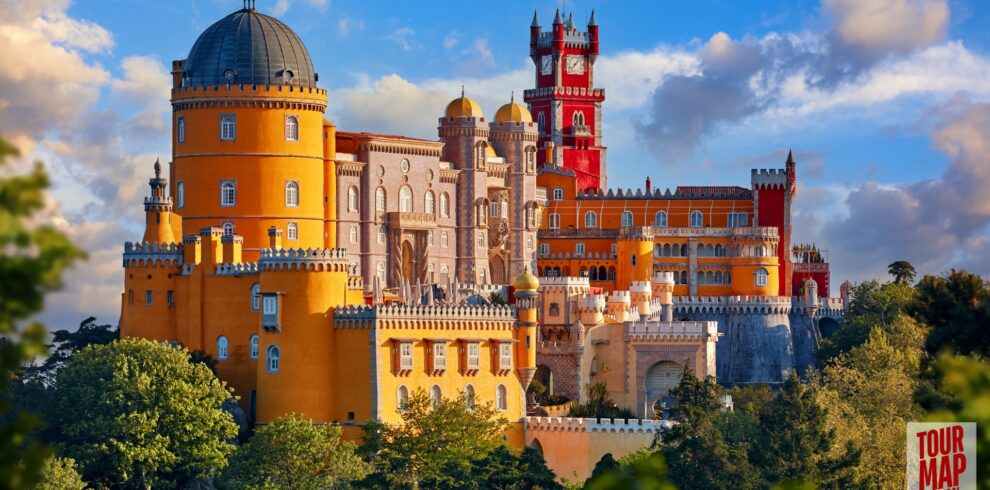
[52,338,238,488]
[517,446,562,490]
[818,280,917,360]
[360,388,510,488]
[221,413,367,489]
[910,270,990,357]
[926,353,990,489]
[583,453,676,490]
[34,457,86,490]
[0,134,85,488]
[24,317,118,384]
[887,260,917,285]
[567,382,634,420]
[587,453,618,484]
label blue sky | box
[3,0,989,326]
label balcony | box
[386,212,436,231]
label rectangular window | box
[220,114,236,141]
[729,212,748,227]
[575,242,585,257]
[399,342,413,370]
[145,290,153,306]
[167,290,174,306]
[552,188,564,201]
[262,294,280,329]
[467,342,480,369]
[499,343,512,370]
[540,243,549,257]
[611,243,617,256]
[263,296,278,315]
[128,290,134,305]
[433,343,446,370]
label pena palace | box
[119,3,846,480]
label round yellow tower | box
[170,4,331,259]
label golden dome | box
[494,95,532,123]
[445,88,484,118]
[513,267,540,292]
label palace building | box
[119,4,846,473]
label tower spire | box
[461,85,465,98]
[553,8,562,25]
[531,10,540,27]
[510,91,515,103]
[786,149,795,165]
[589,9,597,26]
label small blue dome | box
[183,7,316,88]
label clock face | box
[565,55,586,74]
[541,55,553,75]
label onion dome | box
[513,267,540,292]
[494,93,533,123]
[445,87,484,118]
[183,4,316,87]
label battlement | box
[577,294,607,311]
[575,186,752,201]
[542,250,615,259]
[672,295,795,315]
[751,168,788,189]
[214,262,259,276]
[524,416,674,434]
[334,303,517,330]
[538,276,590,291]
[608,291,630,303]
[258,248,350,272]
[171,83,328,99]
[653,271,675,284]
[629,281,651,294]
[123,242,183,268]
[624,321,719,340]
[523,86,604,101]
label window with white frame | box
[611,243,617,256]
[263,295,278,315]
[375,187,386,212]
[690,210,703,228]
[220,114,236,141]
[428,231,434,246]
[267,345,280,372]
[425,191,435,215]
[441,231,449,248]
[397,385,409,411]
[755,268,769,287]
[285,181,299,207]
[540,243,549,256]
[430,385,442,408]
[499,343,512,370]
[549,213,560,229]
[501,202,508,218]
[575,242,585,257]
[376,261,386,283]
[286,222,298,240]
[348,186,359,212]
[655,211,668,227]
[221,181,236,206]
[584,211,598,228]
[399,186,413,213]
[284,115,299,141]
[621,211,634,227]
[249,334,259,359]
[527,237,534,251]
[222,222,234,236]
[250,283,260,311]
[216,336,229,360]
[177,117,185,143]
[467,342,480,369]
[377,227,385,244]
[433,342,446,370]
[490,202,499,218]
[399,342,413,370]
[440,193,450,217]
[496,384,507,411]
[177,181,184,208]
[552,188,564,201]
[477,232,485,248]
[349,226,357,244]
[728,212,748,227]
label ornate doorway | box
[401,240,414,283]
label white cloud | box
[822,0,948,55]
[389,27,417,52]
[337,17,364,38]
[443,31,460,50]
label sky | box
[2,0,990,328]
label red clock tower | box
[525,10,607,192]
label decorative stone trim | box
[123,242,183,268]
[524,416,674,434]
[258,248,350,272]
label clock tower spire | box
[525,9,607,191]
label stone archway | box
[644,361,683,416]
[401,240,414,283]
[534,364,554,397]
[490,254,507,285]
[529,438,544,456]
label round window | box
[401,159,411,173]
[223,69,237,82]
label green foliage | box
[360,388,510,488]
[516,446,562,490]
[587,453,618,484]
[887,260,917,285]
[528,380,569,406]
[52,338,238,488]
[926,353,990,489]
[567,382,634,420]
[818,280,917,360]
[33,457,86,490]
[221,413,367,489]
[24,317,118,384]
[583,453,676,490]
[0,135,84,489]
[910,270,990,357]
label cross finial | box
[461,85,465,98]
[510,91,514,103]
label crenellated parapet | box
[576,294,606,312]
[751,168,788,190]
[624,321,719,342]
[672,295,794,315]
[524,416,674,434]
[123,242,183,268]
[258,248,350,272]
[214,262,260,276]
[333,303,517,330]
[542,250,615,260]
[538,276,590,296]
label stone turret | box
[652,271,675,322]
[629,281,652,316]
[577,293,606,326]
[606,291,631,322]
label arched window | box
[287,222,298,241]
[348,186,359,212]
[250,283,261,311]
[654,244,662,257]
[680,244,689,257]
[376,187,387,212]
[552,188,564,201]
[715,244,724,257]
[222,221,234,237]
[490,202,499,218]
[425,191,435,215]
[399,186,413,213]
[477,232,485,248]
[655,211,668,227]
[440,193,450,217]
[663,243,671,257]
[176,181,185,208]
[621,211,634,227]
[267,345,280,372]
[496,384,507,411]
[249,334,259,359]
[715,271,723,284]
[349,226,357,244]
[706,271,714,284]
[285,181,299,207]
[537,112,545,133]
[690,210,703,228]
[573,111,585,127]
[608,266,617,280]
[440,231,449,248]
[376,261,386,283]
[377,227,385,244]
[631,255,637,266]
[397,385,409,411]
[680,271,688,285]
[584,211,598,228]
[527,237,534,251]
[284,115,299,141]
[221,181,236,206]
[755,268,769,287]
[548,213,561,229]
[430,385,442,409]
[464,384,476,410]
[598,266,607,280]
[217,336,229,360]
[177,117,185,143]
